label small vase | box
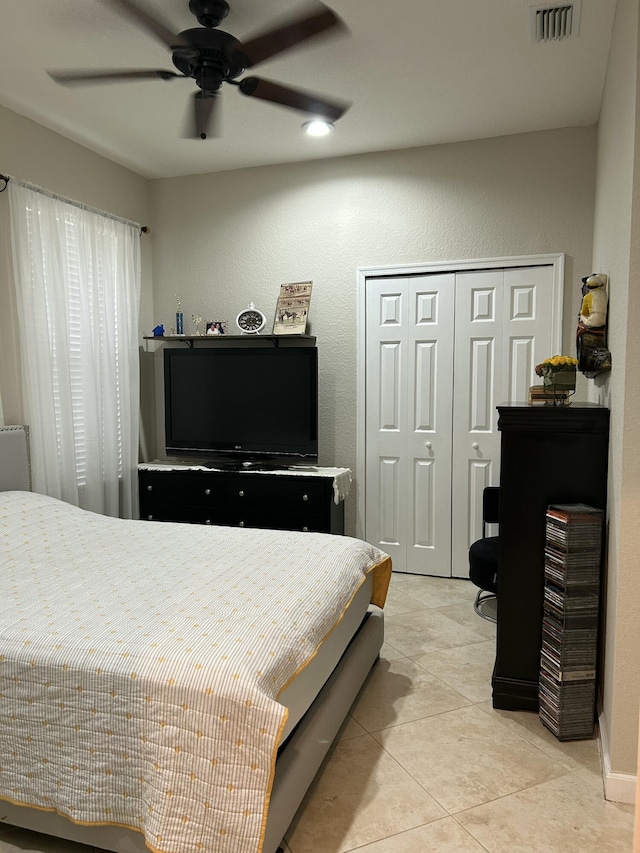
[543,368,576,402]
[543,369,576,390]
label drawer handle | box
[205,488,211,496]
[147,485,153,491]
[238,490,245,497]
[147,514,154,520]
[205,519,211,525]
[302,494,308,501]
[238,520,245,528]
[302,526,308,532]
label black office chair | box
[468,486,500,623]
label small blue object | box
[153,324,164,337]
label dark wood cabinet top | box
[497,402,609,433]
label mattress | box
[0,491,391,853]
[279,572,372,740]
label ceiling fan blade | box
[97,0,183,49]
[238,77,349,122]
[48,69,183,86]
[238,2,347,68]
[183,91,219,140]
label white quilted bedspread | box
[0,491,391,853]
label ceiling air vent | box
[530,2,581,42]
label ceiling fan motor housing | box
[188,0,230,28]
[172,28,246,91]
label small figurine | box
[579,273,608,327]
[576,273,612,377]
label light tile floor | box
[0,574,635,853]
[282,573,635,853]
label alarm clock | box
[236,302,266,334]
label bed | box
[0,426,391,853]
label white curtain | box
[8,181,141,518]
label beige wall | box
[0,105,155,454]
[592,0,640,782]
[149,126,597,532]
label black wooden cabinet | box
[138,467,345,535]
[492,403,609,712]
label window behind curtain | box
[9,182,140,518]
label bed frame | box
[0,426,384,853]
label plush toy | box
[576,273,611,377]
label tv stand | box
[138,463,349,535]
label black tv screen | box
[164,346,318,464]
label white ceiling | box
[0,0,618,180]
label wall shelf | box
[143,334,316,348]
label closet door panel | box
[508,336,535,401]
[377,456,402,546]
[365,279,410,568]
[412,458,436,548]
[406,275,455,576]
[413,341,437,431]
[379,342,402,430]
[504,266,556,397]
[451,270,505,578]
[469,338,495,430]
[365,274,454,576]
[467,459,495,546]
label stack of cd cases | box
[539,503,604,741]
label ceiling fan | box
[47,0,350,140]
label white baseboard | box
[599,707,637,804]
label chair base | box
[474,589,497,623]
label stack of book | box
[528,385,572,406]
[539,504,603,741]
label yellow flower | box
[541,355,578,372]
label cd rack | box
[539,503,603,741]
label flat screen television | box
[163,345,318,466]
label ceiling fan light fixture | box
[303,118,334,137]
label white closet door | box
[363,262,558,578]
[450,270,506,578]
[365,275,455,576]
[364,278,408,571]
[450,265,556,578]
[406,275,455,575]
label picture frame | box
[205,320,228,336]
[273,281,313,336]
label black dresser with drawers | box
[138,465,346,535]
